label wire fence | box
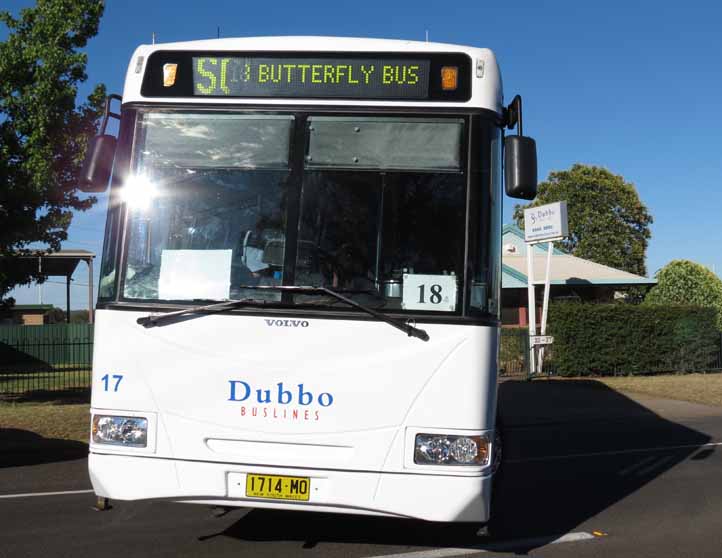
[499,327,530,378]
[0,324,93,398]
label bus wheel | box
[93,496,111,511]
[491,427,503,476]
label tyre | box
[486,413,505,538]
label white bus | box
[81,36,537,524]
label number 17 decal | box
[101,374,124,392]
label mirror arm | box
[503,94,523,136]
[98,93,123,135]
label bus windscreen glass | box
[191,57,430,99]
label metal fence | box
[500,327,562,378]
[499,327,722,379]
[2,322,720,394]
[499,327,530,378]
[0,324,93,397]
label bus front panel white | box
[88,308,499,522]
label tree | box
[644,260,722,331]
[513,164,653,276]
[46,307,90,323]
[0,0,106,303]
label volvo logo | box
[264,319,309,328]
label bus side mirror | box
[79,134,116,193]
[504,135,537,200]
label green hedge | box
[500,328,528,375]
[547,303,721,376]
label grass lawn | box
[0,401,90,443]
[567,373,722,408]
[0,369,91,394]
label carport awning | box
[1,250,96,324]
[6,250,95,277]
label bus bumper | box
[89,453,492,523]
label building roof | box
[501,225,655,288]
[2,250,95,277]
[502,224,567,256]
[503,254,656,287]
[9,304,54,312]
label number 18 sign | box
[402,274,458,312]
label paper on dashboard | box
[158,249,232,301]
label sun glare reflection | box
[121,175,159,211]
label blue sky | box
[5,0,722,308]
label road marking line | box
[618,455,657,476]
[363,531,596,558]
[0,489,94,500]
[507,441,722,464]
[636,454,675,477]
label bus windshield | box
[120,110,470,314]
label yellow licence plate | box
[245,474,310,501]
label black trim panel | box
[121,101,503,122]
[96,302,501,328]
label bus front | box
[83,37,536,523]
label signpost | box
[523,201,568,376]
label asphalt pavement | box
[2,379,722,558]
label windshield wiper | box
[235,285,429,342]
[137,298,267,328]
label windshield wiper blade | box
[235,285,429,342]
[137,298,265,328]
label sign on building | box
[523,201,569,244]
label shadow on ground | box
[1,388,90,404]
[202,379,712,553]
[490,379,713,547]
[0,428,88,468]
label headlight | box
[414,433,490,466]
[92,415,148,447]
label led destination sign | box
[140,51,471,101]
[192,57,431,99]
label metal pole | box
[87,258,94,324]
[38,256,43,304]
[144,218,152,264]
[539,242,554,373]
[540,242,553,334]
[374,178,385,290]
[526,244,537,375]
[66,275,71,324]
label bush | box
[548,303,720,376]
[500,328,528,375]
[644,260,722,331]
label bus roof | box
[122,36,503,113]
